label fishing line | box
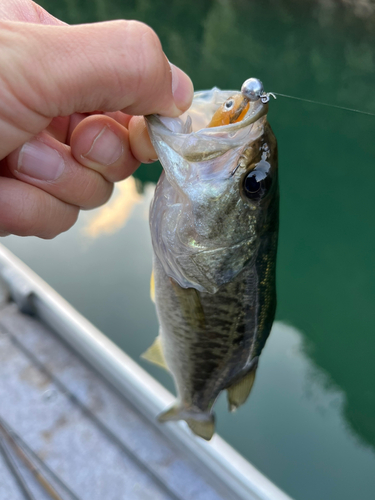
[272,92,375,117]
[0,417,79,500]
[0,435,36,500]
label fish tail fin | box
[157,404,181,423]
[227,358,259,412]
[185,416,215,441]
[158,405,215,441]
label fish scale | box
[154,256,264,411]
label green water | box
[3,1,375,499]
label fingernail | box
[82,126,123,165]
[18,140,65,181]
[169,63,194,112]
[143,158,158,164]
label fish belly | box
[153,250,275,415]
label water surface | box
[3,1,375,499]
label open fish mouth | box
[146,87,269,165]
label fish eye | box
[225,99,234,110]
[243,161,272,200]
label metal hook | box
[260,92,277,104]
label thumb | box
[0,20,193,158]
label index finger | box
[0,20,194,158]
[5,20,194,117]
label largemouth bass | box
[144,78,278,440]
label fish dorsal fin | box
[227,364,258,412]
[141,336,168,370]
[150,270,155,303]
[170,278,205,329]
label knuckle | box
[97,181,114,207]
[55,207,79,236]
[128,23,164,79]
[15,190,43,236]
[39,205,79,239]
[102,165,124,183]
[99,21,164,108]
[26,195,56,237]
[126,21,161,47]
[99,182,114,207]
[78,173,113,209]
[0,180,79,239]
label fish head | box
[147,86,278,293]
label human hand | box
[0,0,193,238]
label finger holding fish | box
[128,116,158,164]
[70,114,140,183]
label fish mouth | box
[147,88,268,134]
[146,88,268,164]
[179,88,268,133]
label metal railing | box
[0,243,293,500]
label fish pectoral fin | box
[150,269,155,303]
[158,405,215,441]
[170,278,205,329]
[141,336,168,370]
[182,115,192,134]
[227,362,258,412]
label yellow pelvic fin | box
[158,404,215,441]
[150,270,155,303]
[141,336,168,370]
[186,417,215,441]
[227,368,257,412]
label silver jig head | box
[241,78,264,101]
[241,77,276,104]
